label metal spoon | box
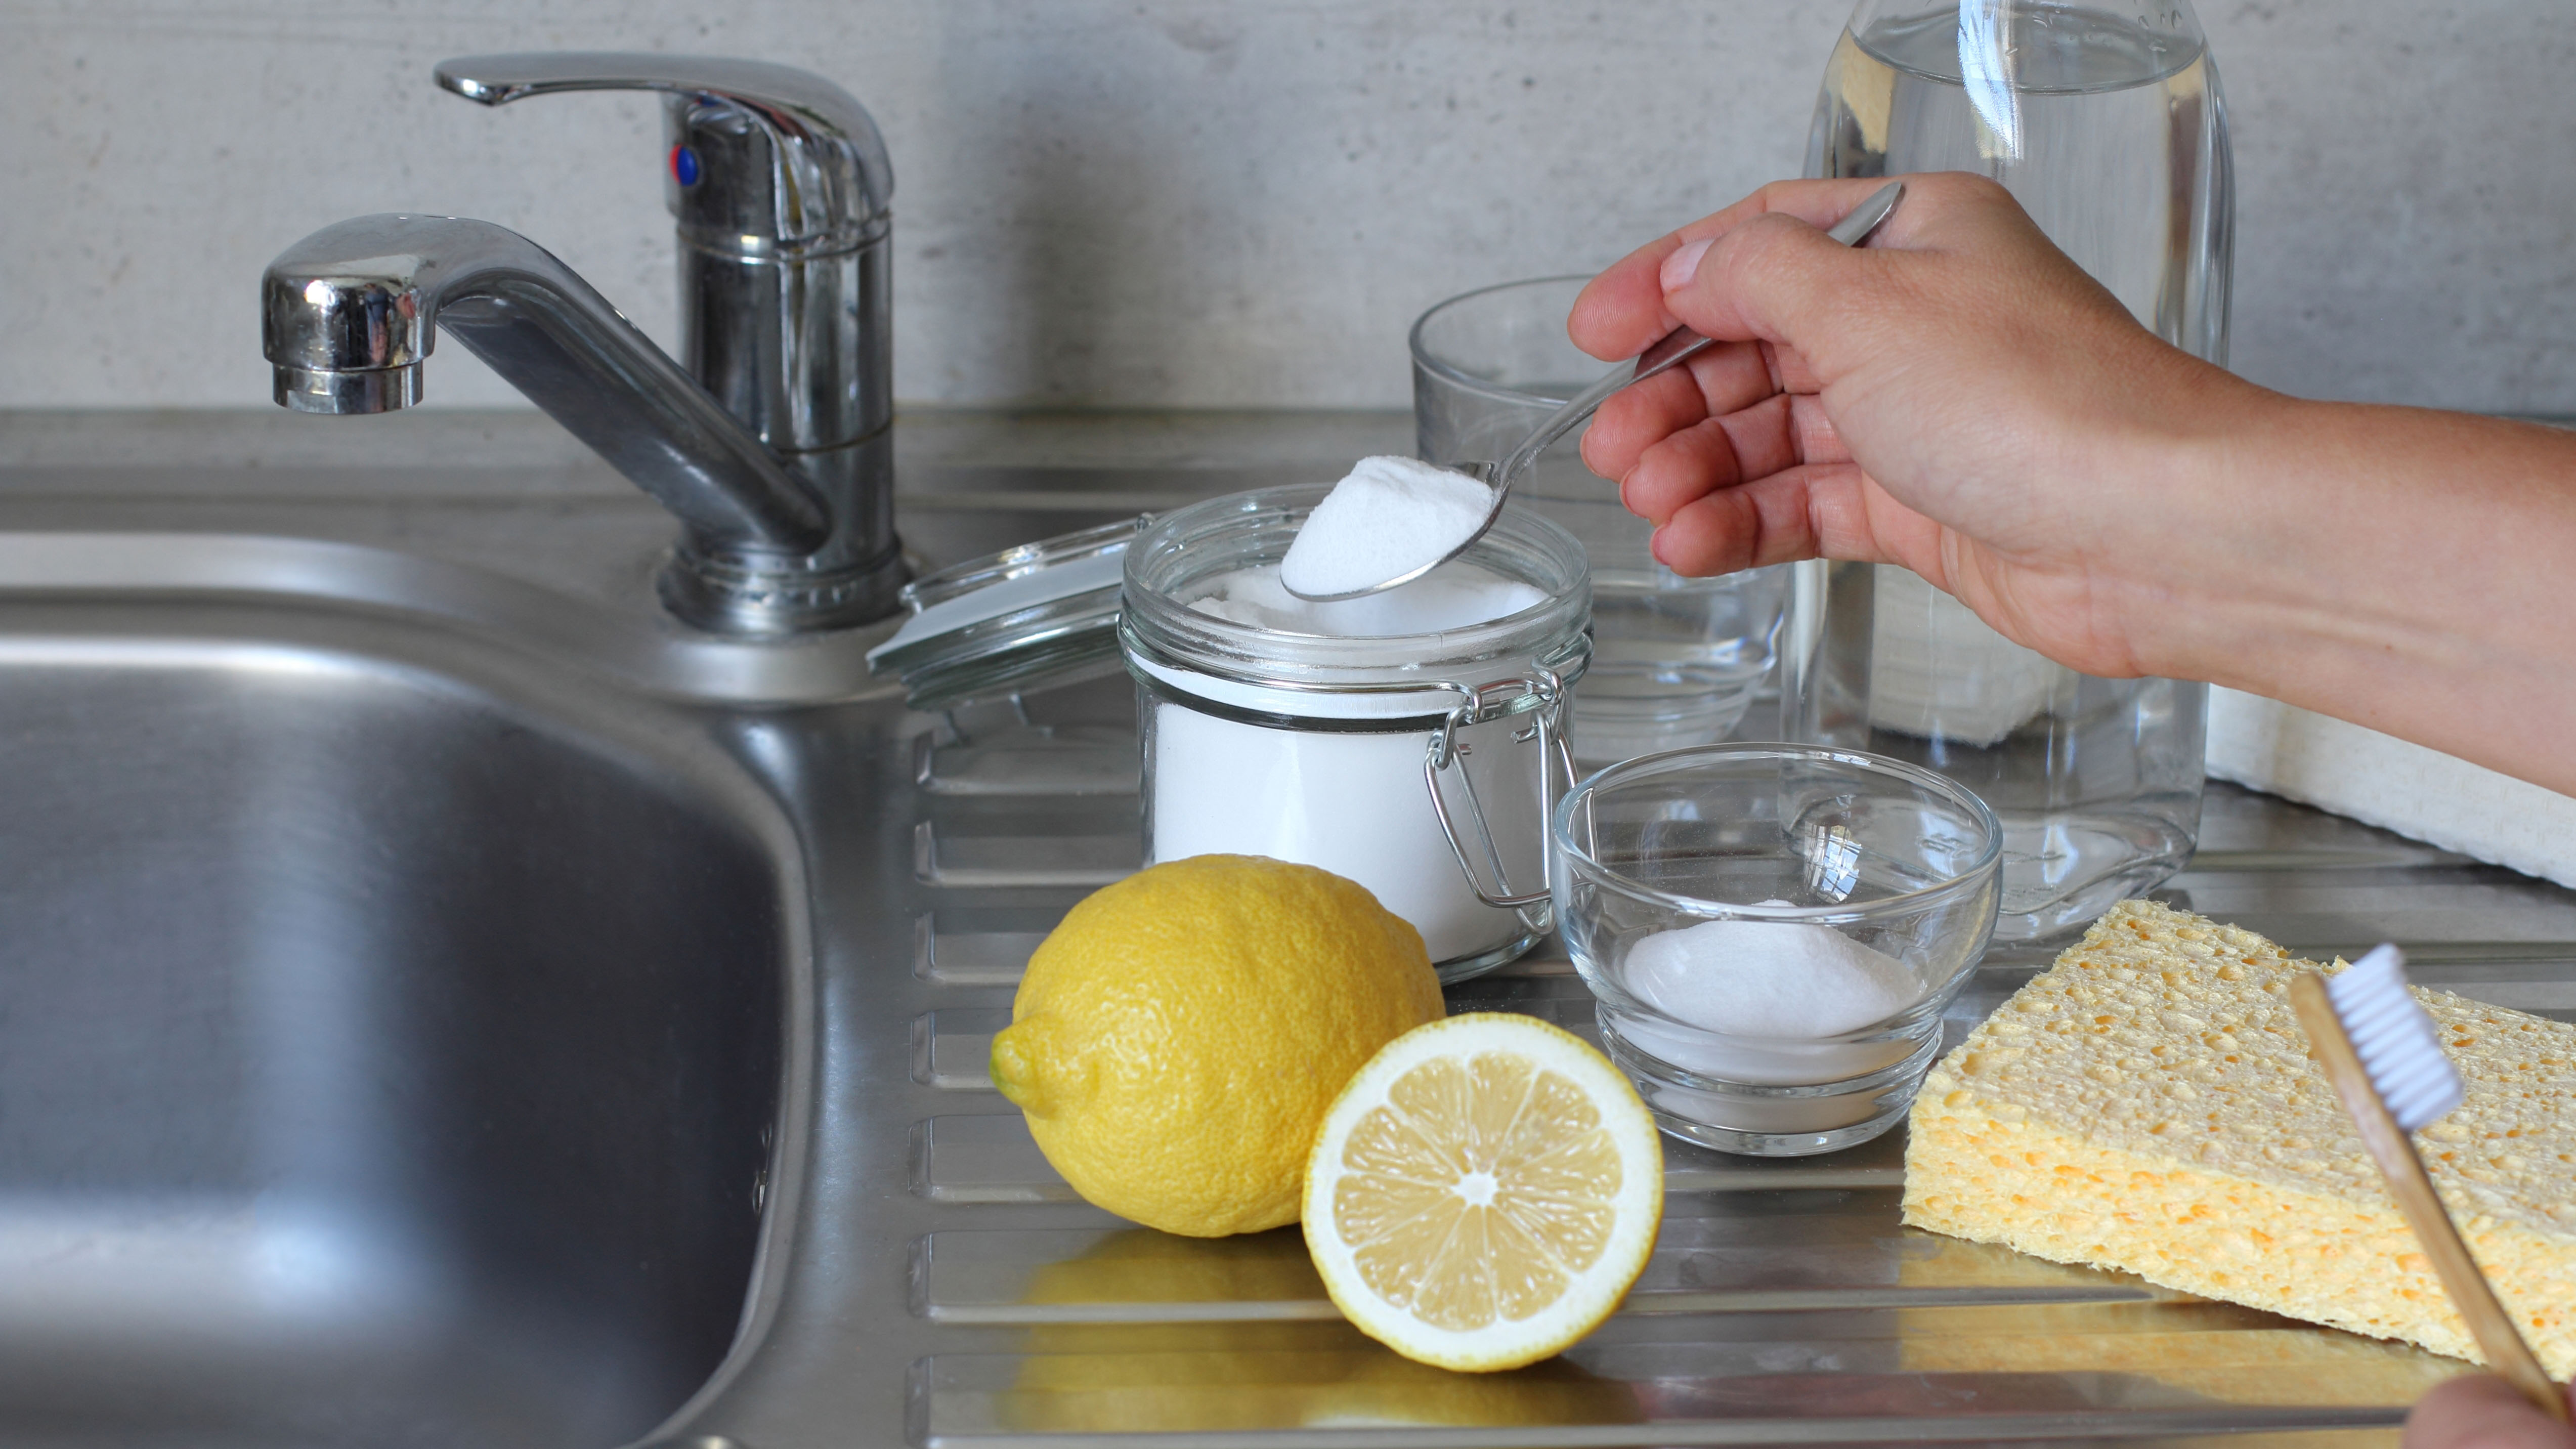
[1284,180,1906,603]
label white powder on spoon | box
[1277,455,1496,599]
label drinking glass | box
[1412,277,1792,766]
[1793,0,2229,940]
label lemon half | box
[1302,1013,1663,1372]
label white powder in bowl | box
[1277,455,1497,599]
[1621,917,1923,1040]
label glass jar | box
[1795,0,2230,941]
[1122,485,1592,982]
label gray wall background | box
[4,0,2570,414]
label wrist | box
[2087,366,2304,685]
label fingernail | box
[1660,237,1714,292]
[1648,527,1672,567]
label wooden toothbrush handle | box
[2290,972,2570,1422]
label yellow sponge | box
[1904,899,2576,1373]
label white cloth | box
[2205,687,2576,889]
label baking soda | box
[1610,914,1926,1089]
[1150,557,1548,964]
[1277,455,1496,599]
[1189,562,1542,636]
[1624,916,1922,1039]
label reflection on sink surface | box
[0,614,795,1446]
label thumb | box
[1660,210,1873,367]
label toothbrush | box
[2288,945,2570,1420]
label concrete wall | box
[4,1,2570,413]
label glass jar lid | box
[865,517,1143,710]
[1122,484,1592,726]
[865,484,1592,715]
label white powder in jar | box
[1276,455,1496,599]
[1148,558,1549,965]
[1187,562,1543,636]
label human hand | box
[1567,173,2263,680]
[2404,1374,2576,1449]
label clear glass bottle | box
[1790,0,2230,941]
[1124,486,1593,981]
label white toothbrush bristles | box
[2323,944,2465,1132]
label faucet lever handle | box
[434,52,892,251]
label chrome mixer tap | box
[261,54,904,634]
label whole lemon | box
[990,854,1443,1237]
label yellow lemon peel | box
[992,854,1443,1237]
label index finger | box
[1567,177,1918,362]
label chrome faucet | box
[262,54,904,634]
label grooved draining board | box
[885,678,2576,1447]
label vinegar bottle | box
[1787,0,2232,942]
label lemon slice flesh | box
[1303,1013,1663,1372]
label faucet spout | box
[264,212,844,624]
[273,360,425,416]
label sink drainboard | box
[884,684,2489,1448]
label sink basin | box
[0,599,798,1447]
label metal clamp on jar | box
[870,485,1592,982]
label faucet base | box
[659,542,910,637]
[656,423,909,635]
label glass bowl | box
[1552,743,2003,1156]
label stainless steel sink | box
[0,596,800,1447]
[9,407,2576,1449]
